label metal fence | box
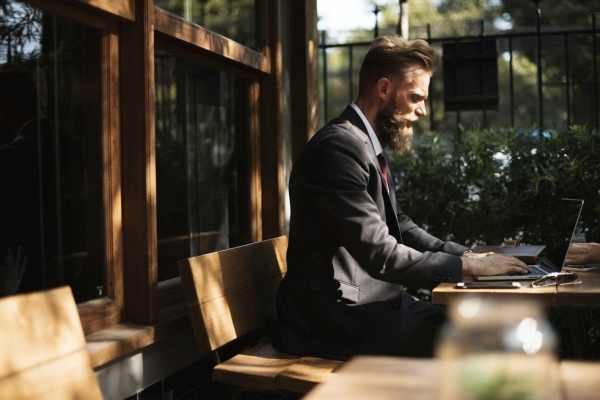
[319,8,600,132]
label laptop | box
[475,198,584,281]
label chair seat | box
[277,356,343,393]
[212,340,341,393]
[212,341,299,392]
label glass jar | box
[437,297,559,400]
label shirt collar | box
[350,103,383,156]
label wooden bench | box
[0,286,103,399]
[179,236,342,394]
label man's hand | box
[462,253,528,278]
[565,242,600,265]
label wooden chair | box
[0,286,103,400]
[179,236,342,394]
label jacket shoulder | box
[307,118,370,157]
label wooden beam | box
[120,0,157,324]
[73,0,135,21]
[154,8,270,74]
[25,0,113,29]
[290,0,319,159]
[260,0,285,237]
[86,323,155,368]
[249,82,263,242]
[78,298,122,335]
[101,26,124,313]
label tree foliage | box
[0,0,41,62]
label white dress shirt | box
[350,103,383,157]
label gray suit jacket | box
[275,106,466,357]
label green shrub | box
[392,126,600,248]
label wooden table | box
[303,356,600,400]
[432,270,600,306]
[432,281,557,305]
[556,270,600,305]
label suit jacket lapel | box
[341,106,382,174]
[341,106,402,240]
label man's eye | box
[411,95,421,102]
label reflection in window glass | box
[155,0,258,49]
[0,1,104,301]
[155,50,249,281]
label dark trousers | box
[275,292,448,359]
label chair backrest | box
[0,286,102,400]
[179,236,288,351]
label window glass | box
[0,1,104,301]
[155,49,250,281]
[155,0,258,49]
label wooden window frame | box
[151,2,275,248]
[151,1,274,322]
[151,32,265,324]
[17,0,317,346]
[150,0,319,297]
[154,8,270,74]
[153,32,263,246]
[21,0,126,335]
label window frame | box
[150,1,277,323]
[151,27,266,322]
[18,0,126,334]
[154,7,270,74]
[151,4,274,247]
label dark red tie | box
[377,153,391,191]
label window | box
[0,0,310,375]
[155,0,259,49]
[0,1,105,302]
[155,48,252,280]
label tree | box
[0,0,41,62]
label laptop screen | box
[540,198,584,270]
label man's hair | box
[358,36,434,95]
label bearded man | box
[274,36,528,358]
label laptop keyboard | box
[527,265,548,275]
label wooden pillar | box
[260,0,318,238]
[290,0,319,160]
[249,82,263,242]
[260,0,284,238]
[119,0,157,324]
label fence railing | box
[319,10,599,132]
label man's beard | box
[375,102,413,153]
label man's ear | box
[376,77,392,103]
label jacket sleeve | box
[301,130,462,289]
[397,211,469,256]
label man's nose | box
[416,102,428,117]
